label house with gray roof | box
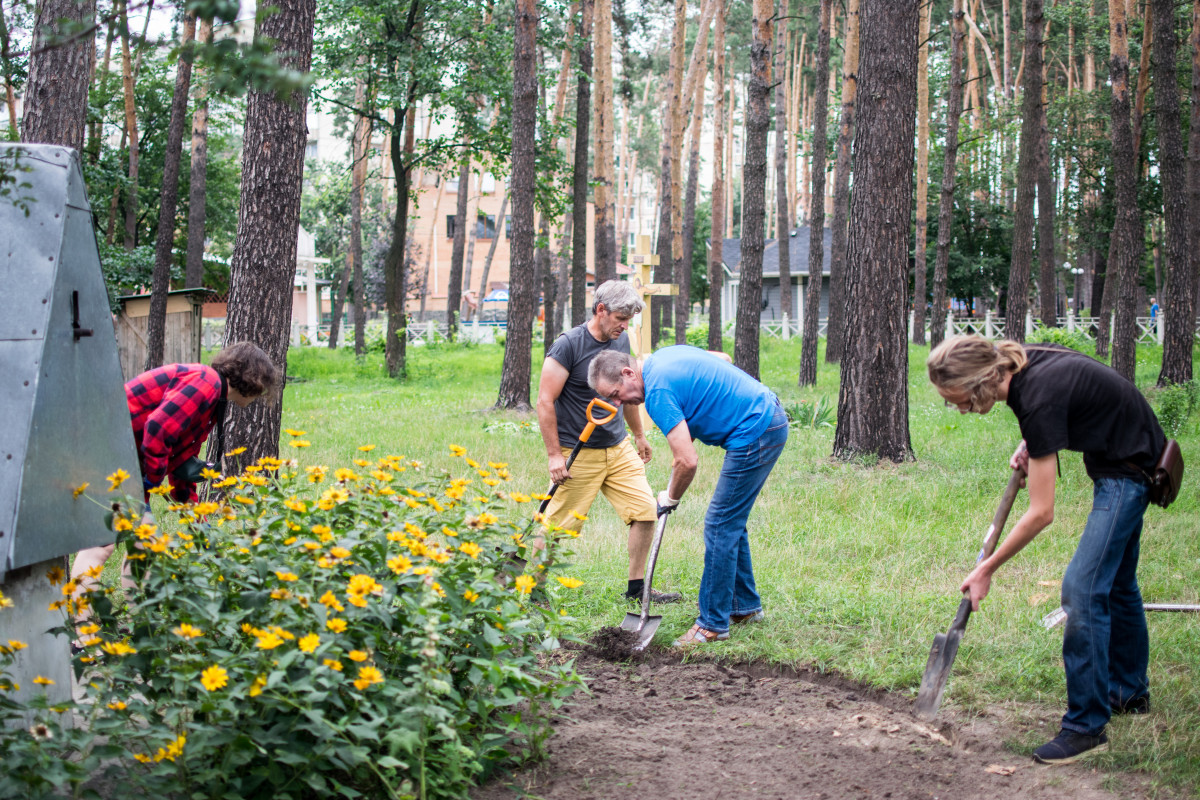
[711,226,833,332]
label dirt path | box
[475,648,1141,800]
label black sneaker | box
[1111,695,1150,715]
[624,588,683,604]
[1033,729,1108,764]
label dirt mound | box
[584,626,644,661]
[475,652,1137,800]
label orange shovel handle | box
[578,398,619,444]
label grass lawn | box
[280,337,1200,797]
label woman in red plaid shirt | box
[70,343,279,618]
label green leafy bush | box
[785,396,836,429]
[1029,325,1093,354]
[3,443,582,799]
[1155,380,1200,437]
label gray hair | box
[592,280,644,317]
[588,350,636,391]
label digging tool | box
[536,397,619,518]
[1041,602,1200,629]
[620,485,675,652]
[914,467,1025,721]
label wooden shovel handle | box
[977,467,1025,564]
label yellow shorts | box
[544,438,656,531]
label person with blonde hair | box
[927,334,1166,765]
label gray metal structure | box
[0,144,140,580]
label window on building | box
[448,214,498,239]
[505,215,512,239]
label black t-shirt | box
[1006,344,1165,480]
[546,323,629,448]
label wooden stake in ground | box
[799,0,831,387]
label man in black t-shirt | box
[928,337,1165,766]
[535,280,681,603]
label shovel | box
[914,467,1025,721]
[620,498,674,652]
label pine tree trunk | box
[327,258,351,349]
[119,0,139,249]
[145,15,197,370]
[447,158,470,339]
[497,0,538,410]
[654,0,686,345]
[735,0,773,379]
[825,0,860,363]
[593,0,614,285]
[678,60,706,344]
[383,105,415,379]
[832,0,916,463]
[799,0,832,386]
[1188,0,1200,350]
[462,171,483,320]
[1037,43,1057,327]
[1155,0,1194,385]
[350,92,371,354]
[1108,0,1142,381]
[912,0,931,346]
[86,22,115,164]
[774,4,793,339]
[21,0,94,150]
[570,0,594,329]
[185,18,214,289]
[708,0,727,352]
[223,0,315,466]
[1005,0,1044,341]
[931,3,965,349]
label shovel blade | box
[914,628,965,721]
[620,611,662,652]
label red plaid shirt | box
[127,364,225,501]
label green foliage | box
[1154,380,1200,437]
[785,395,836,429]
[1,451,581,799]
[1028,325,1094,354]
[97,242,157,311]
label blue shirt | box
[642,346,777,450]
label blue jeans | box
[696,401,789,634]
[1060,476,1150,735]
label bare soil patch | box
[475,646,1141,800]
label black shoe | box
[624,588,683,604]
[1033,729,1108,764]
[1111,695,1150,715]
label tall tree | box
[1107,0,1142,381]
[21,0,94,150]
[146,14,198,370]
[832,0,917,463]
[912,0,931,346]
[707,0,727,352]
[774,0,792,338]
[1155,0,1194,385]
[593,0,615,284]
[185,17,214,289]
[570,0,594,328]
[447,158,470,338]
[118,0,140,249]
[677,52,706,344]
[1189,1,1200,363]
[653,0,686,345]
[223,0,316,465]
[825,0,860,363]
[1005,0,1045,342]
[799,0,831,386]
[734,0,772,379]
[349,89,371,354]
[930,0,966,350]
[1037,40,1056,327]
[496,0,538,409]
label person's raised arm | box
[536,358,571,484]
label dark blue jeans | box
[696,401,789,634]
[1060,476,1151,735]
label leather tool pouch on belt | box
[1145,439,1184,509]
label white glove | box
[656,490,679,514]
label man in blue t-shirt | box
[588,346,789,646]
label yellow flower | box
[255,632,284,650]
[387,555,412,574]
[0,591,13,609]
[148,484,172,496]
[322,487,350,504]
[346,574,382,599]
[200,664,228,691]
[463,589,480,603]
[441,525,458,538]
[274,571,299,582]
[353,665,384,691]
[306,465,327,483]
[318,591,345,612]
[6,639,27,651]
[200,468,222,480]
[370,470,393,482]
[289,440,312,448]
[106,469,129,491]
[514,575,537,595]
[45,566,65,586]
[107,701,127,711]
[285,429,307,437]
[570,510,588,521]
[194,501,219,515]
[323,659,343,672]
[172,623,203,639]
[465,458,480,469]
[330,547,351,559]
[298,633,320,654]
[488,461,508,469]
[114,518,133,532]
[483,478,500,487]
[33,676,54,686]
[77,623,99,636]
[467,512,498,530]
[334,468,359,483]
[225,446,247,456]
[72,483,89,498]
[556,577,584,589]
[270,588,292,600]
[100,642,137,656]
[348,650,369,662]
[509,492,531,503]
[326,618,347,633]
[242,473,268,487]
[213,477,239,489]
[232,495,255,505]
[248,674,267,697]
[458,542,482,559]
[448,444,466,457]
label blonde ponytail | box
[927,334,1027,407]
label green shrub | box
[4,445,581,800]
[1029,325,1093,353]
[1156,380,1200,437]
[785,396,836,429]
